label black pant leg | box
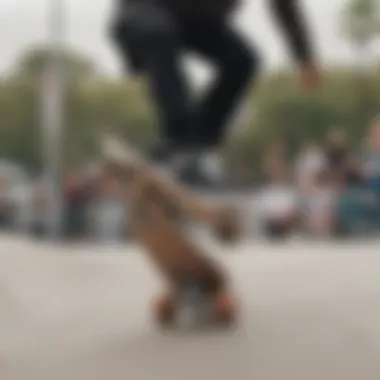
[111,6,197,146]
[112,8,259,149]
[183,21,260,147]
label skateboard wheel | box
[153,293,176,325]
[212,291,237,325]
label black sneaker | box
[176,151,226,190]
[147,140,178,164]
[148,142,226,190]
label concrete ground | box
[0,235,379,380]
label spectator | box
[295,141,326,193]
[303,171,336,238]
[325,129,349,184]
[335,121,380,237]
[258,158,299,240]
[264,140,287,178]
[63,171,91,241]
[342,154,366,189]
[88,170,128,242]
[362,117,380,197]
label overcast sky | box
[0,0,377,77]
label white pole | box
[42,0,65,241]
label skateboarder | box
[111,0,321,185]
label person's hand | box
[299,61,322,91]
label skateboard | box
[100,136,238,327]
[101,136,241,243]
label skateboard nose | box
[101,135,138,166]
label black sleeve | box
[269,0,314,64]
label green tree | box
[63,78,157,167]
[341,0,380,137]
[0,82,41,171]
[0,46,100,172]
[1,46,380,178]
[343,0,380,41]
[342,0,380,68]
[226,67,380,179]
[10,45,97,84]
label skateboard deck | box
[100,136,238,327]
[101,136,241,243]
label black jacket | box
[116,0,313,63]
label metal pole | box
[42,0,65,241]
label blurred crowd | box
[0,165,129,243]
[258,118,380,239]
[0,118,380,243]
